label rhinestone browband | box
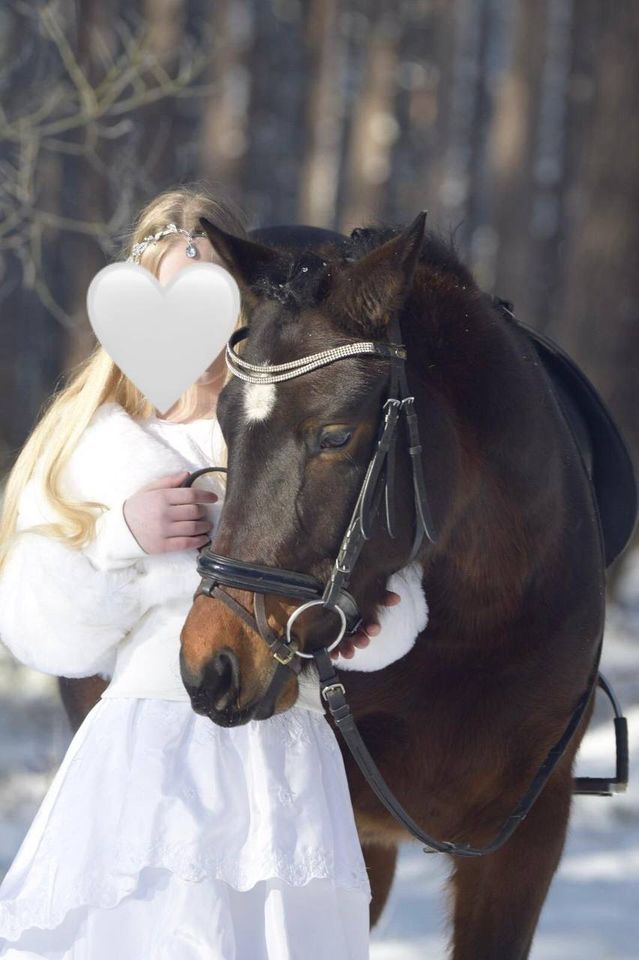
[225,326,406,384]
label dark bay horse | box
[176,213,606,958]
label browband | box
[225,325,407,384]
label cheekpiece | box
[126,222,207,265]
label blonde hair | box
[0,183,249,576]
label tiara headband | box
[126,222,207,265]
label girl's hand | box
[329,589,401,660]
[122,471,218,555]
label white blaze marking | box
[243,378,276,421]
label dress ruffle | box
[0,698,371,947]
[1,870,371,960]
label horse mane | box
[253,221,478,314]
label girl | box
[0,185,428,958]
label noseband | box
[182,304,604,858]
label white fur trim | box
[82,498,149,571]
[136,551,202,610]
[60,402,197,508]
[0,403,216,682]
[0,531,141,678]
[332,561,428,671]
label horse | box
[176,212,609,959]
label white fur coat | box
[0,402,428,689]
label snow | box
[1,566,637,956]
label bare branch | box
[1,2,221,326]
[39,2,98,117]
[25,220,78,331]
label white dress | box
[0,408,428,959]
[0,698,372,959]
[0,415,374,959]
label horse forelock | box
[237,222,491,433]
[251,245,341,310]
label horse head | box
[179,213,605,730]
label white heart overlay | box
[87,262,241,414]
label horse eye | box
[319,430,352,450]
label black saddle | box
[492,299,637,569]
[248,226,638,569]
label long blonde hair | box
[0,183,249,575]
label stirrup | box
[573,672,629,796]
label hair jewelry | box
[127,222,207,265]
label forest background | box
[1,2,637,956]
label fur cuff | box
[333,561,428,672]
[0,532,142,679]
[82,499,149,572]
[136,551,202,610]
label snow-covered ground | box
[369,601,639,959]
[1,578,637,956]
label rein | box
[182,306,604,857]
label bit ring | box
[286,600,347,658]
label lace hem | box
[0,842,372,942]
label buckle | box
[321,682,346,703]
[272,640,298,665]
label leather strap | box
[313,631,603,856]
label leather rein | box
[182,302,602,858]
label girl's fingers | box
[162,534,212,552]
[170,502,212,521]
[330,638,355,659]
[328,595,400,659]
[171,519,213,537]
[382,590,401,606]
[338,642,356,659]
[167,488,219,504]
[354,636,370,649]
[353,627,374,646]
[329,624,375,660]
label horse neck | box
[424,455,542,651]
[410,306,568,653]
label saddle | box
[492,299,637,569]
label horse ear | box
[198,217,292,308]
[328,211,427,333]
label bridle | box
[187,310,437,691]
[223,312,437,569]
[182,300,603,858]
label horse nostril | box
[204,648,240,712]
[179,650,202,692]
